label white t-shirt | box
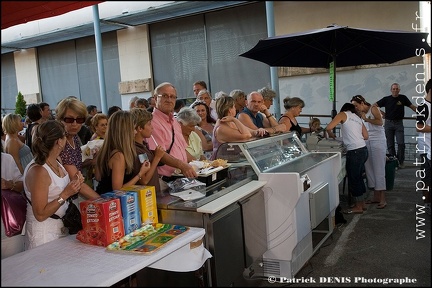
[1,152,24,183]
[341,111,366,151]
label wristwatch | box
[57,196,66,205]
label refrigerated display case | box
[155,164,267,286]
[214,131,341,280]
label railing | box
[1,107,15,116]
[2,109,421,164]
[298,114,421,164]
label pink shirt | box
[147,108,187,177]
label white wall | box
[117,25,153,110]
[13,48,40,101]
[279,64,422,115]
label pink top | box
[147,108,187,177]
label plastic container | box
[385,157,398,191]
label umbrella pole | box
[330,58,337,135]
[330,57,337,119]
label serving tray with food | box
[106,223,189,254]
[174,159,230,177]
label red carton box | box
[77,198,125,247]
[101,191,141,234]
[121,185,158,225]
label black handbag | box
[50,199,83,235]
[24,194,83,235]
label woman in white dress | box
[24,120,84,249]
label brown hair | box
[32,120,66,165]
[130,108,153,129]
[351,95,371,106]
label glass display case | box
[215,131,337,175]
[215,132,342,281]
[215,132,305,165]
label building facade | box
[1,1,430,120]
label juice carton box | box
[101,191,141,234]
[121,185,158,224]
[77,197,125,247]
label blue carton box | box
[101,191,142,234]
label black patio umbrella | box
[240,24,431,117]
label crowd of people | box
[1,79,430,261]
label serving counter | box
[1,227,209,287]
[142,132,341,286]
[215,132,341,280]
[156,166,267,286]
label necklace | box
[66,137,75,149]
[46,160,61,177]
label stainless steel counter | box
[156,165,266,286]
[157,165,257,211]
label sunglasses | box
[63,117,86,124]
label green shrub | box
[15,91,27,117]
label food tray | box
[173,164,231,177]
[106,223,189,254]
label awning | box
[1,1,103,30]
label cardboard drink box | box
[121,185,158,224]
[101,191,142,234]
[77,197,125,247]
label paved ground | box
[116,166,430,287]
[251,165,431,287]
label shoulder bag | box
[24,194,82,235]
[1,189,27,237]
[50,199,82,235]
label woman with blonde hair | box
[2,113,33,174]
[95,110,151,194]
[55,97,100,200]
[90,113,108,140]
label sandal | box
[376,202,387,209]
